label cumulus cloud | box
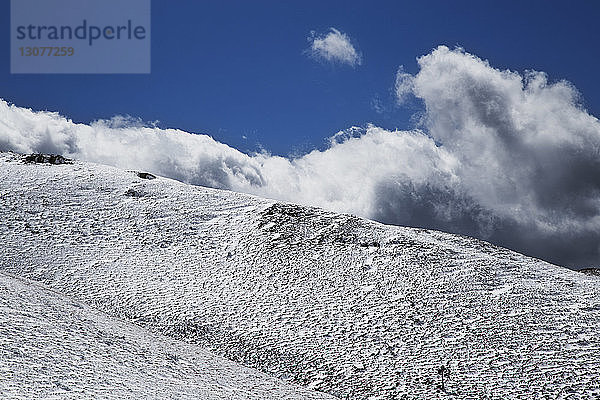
[2,45,600,268]
[307,28,361,67]
[392,46,600,267]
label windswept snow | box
[1,152,600,399]
[0,272,334,399]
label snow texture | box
[0,271,336,399]
[1,152,600,399]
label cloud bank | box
[307,28,361,67]
[2,46,600,267]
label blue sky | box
[2,0,600,156]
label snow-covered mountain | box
[1,152,600,399]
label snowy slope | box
[0,271,336,399]
[1,152,600,399]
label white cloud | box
[394,66,414,104]
[394,46,600,266]
[0,100,441,218]
[307,28,361,67]
[2,46,600,267]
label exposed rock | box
[136,172,156,180]
[23,153,73,165]
[578,268,600,276]
[125,188,145,197]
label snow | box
[0,272,334,399]
[2,151,600,399]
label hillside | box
[0,271,335,399]
[1,152,600,399]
